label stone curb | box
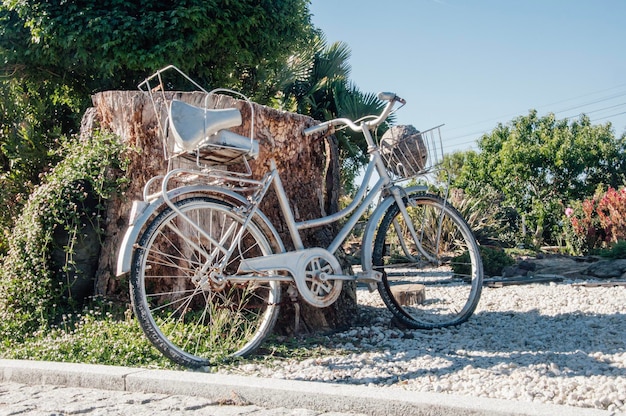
[0,359,616,416]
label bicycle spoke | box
[374,194,483,329]
[130,197,280,367]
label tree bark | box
[81,90,357,333]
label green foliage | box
[481,246,516,276]
[0,131,129,342]
[2,0,314,97]
[0,78,84,251]
[279,35,391,193]
[0,296,340,369]
[599,240,626,259]
[454,110,626,247]
[0,0,315,249]
[0,79,79,236]
[1,297,173,368]
[437,150,476,185]
[453,246,515,277]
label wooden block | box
[390,284,426,306]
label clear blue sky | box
[309,0,626,154]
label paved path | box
[0,381,364,416]
[0,360,617,416]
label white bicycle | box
[116,66,483,367]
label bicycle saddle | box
[168,99,257,158]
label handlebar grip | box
[378,92,396,101]
[303,123,329,136]
[377,92,406,105]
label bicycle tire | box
[373,193,483,329]
[130,196,281,367]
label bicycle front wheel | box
[130,196,281,367]
[373,193,483,329]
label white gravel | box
[219,280,626,414]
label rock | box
[502,265,526,277]
[501,259,537,277]
[379,125,428,176]
[497,255,626,282]
[518,260,537,272]
[527,256,591,277]
[586,259,626,279]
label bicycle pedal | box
[355,270,382,284]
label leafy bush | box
[564,187,626,255]
[0,131,129,342]
[599,240,626,259]
[452,111,626,248]
[0,78,84,253]
[453,246,515,277]
[3,1,314,98]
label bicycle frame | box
[117,114,434,287]
[235,122,432,285]
[117,90,443,302]
[275,133,407,252]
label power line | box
[445,84,626,134]
[555,92,626,115]
[564,102,626,119]
[592,110,626,123]
[537,83,626,112]
[442,84,626,151]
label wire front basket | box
[379,124,444,181]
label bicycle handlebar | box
[303,92,405,136]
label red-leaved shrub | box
[566,187,626,254]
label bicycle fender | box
[115,185,283,276]
[360,185,428,272]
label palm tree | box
[278,35,393,193]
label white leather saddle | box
[168,99,259,163]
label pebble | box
[218,280,626,413]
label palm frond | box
[313,41,351,83]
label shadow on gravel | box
[330,303,626,385]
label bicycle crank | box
[238,247,344,308]
[296,251,343,308]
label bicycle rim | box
[130,197,280,367]
[373,193,483,329]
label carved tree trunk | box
[82,91,357,333]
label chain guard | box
[294,249,343,308]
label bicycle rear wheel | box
[130,196,280,367]
[373,193,483,329]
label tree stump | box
[390,284,426,305]
[81,90,357,333]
